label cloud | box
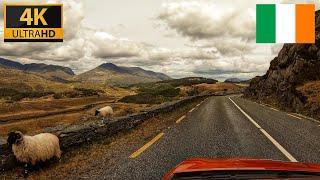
[90,31,144,59]
[158,1,255,41]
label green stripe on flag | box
[256,4,276,43]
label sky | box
[0,0,319,81]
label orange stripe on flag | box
[296,4,315,43]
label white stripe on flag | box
[276,4,296,43]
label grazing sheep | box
[95,106,113,123]
[7,131,61,166]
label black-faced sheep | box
[7,131,61,166]
[95,106,113,123]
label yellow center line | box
[189,108,195,113]
[287,113,302,120]
[176,115,186,123]
[129,132,164,158]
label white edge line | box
[293,113,320,124]
[270,107,279,112]
[229,97,298,162]
[287,113,302,120]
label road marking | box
[292,113,320,124]
[269,107,279,111]
[189,108,195,113]
[229,97,298,162]
[260,103,267,107]
[129,132,164,158]
[287,113,302,120]
[259,103,279,111]
[176,115,186,123]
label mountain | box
[245,10,320,117]
[224,78,242,83]
[74,63,171,86]
[225,78,251,84]
[0,58,75,81]
[160,77,217,87]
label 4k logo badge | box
[4,4,63,42]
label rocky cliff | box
[245,10,320,114]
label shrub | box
[11,91,54,101]
[119,85,180,104]
[119,93,170,104]
[53,88,102,99]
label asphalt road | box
[92,96,320,179]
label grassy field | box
[0,98,153,137]
[119,77,220,104]
[0,85,138,138]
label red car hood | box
[163,158,320,180]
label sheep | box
[7,131,61,167]
[95,105,113,123]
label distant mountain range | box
[224,78,250,84]
[224,78,242,83]
[0,58,171,86]
[0,58,75,81]
[73,63,171,86]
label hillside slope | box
[245,10,320,117]
[0,67,72,93]
[0,58,74,81]
[74,63,171,86]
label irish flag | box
[256,4,315,43]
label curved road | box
[82,96,320,179]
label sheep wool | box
[12,133,61,165]
[97,106,113,118]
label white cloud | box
[90,31,144,59]
[158,1,255,41]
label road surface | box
[26,95,320,179]
[100,96,320,179]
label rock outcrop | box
[245,10,320,112]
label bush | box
[11,91,54,101]
[74,88,101,97]
[0,88,20,97]
[53,88,102,99]
[119,85,180,104]
[119,93,171,104]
